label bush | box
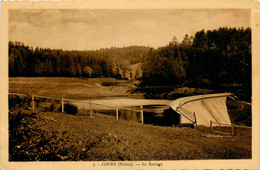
[61,103,78,115]
[9,110,75,161]
[9,95,31,110]
[49,104,55,111]
[101,82,119,86]
[227,100,251,126]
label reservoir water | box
[69,97,175,126]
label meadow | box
[9,77,138,99]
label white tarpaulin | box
[170,93,232,127]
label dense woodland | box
[9,27,251,100]
[9,43,149,79]
[141,27,251,100]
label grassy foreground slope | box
[9,109,251,161]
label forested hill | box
[141,27,251,100]
[95,46,150,65]
[9,43,150,79]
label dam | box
[169,93,232,127]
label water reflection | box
[98,105,181,127]
[75,97,178,126]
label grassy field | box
[9,77,138,99]
[9,107,251,161]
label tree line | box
[9,42,150,79]
[141,27,251,99]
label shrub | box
[49,103,55,111]
[227,100,251,126]
[9,95,31,110]
[62,103,78,115]
[101,82,119,86]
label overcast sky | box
[9,9,250,51]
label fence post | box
[140,105,144,124]
[116,106,119,120]
[32,94,35,110]
[90,101,93,116]
[61,97,64,112]
[231,123,234,137]
[210,120,212,132]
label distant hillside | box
[94,46,151,65]
[9,42,150,80]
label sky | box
[9,9,251,51]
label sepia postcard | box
[1,0,260,169]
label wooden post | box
[116,106,119,120]
[61,97,64,112]
[234,126,237,136]
[32,94,35,110]
[90,101,93,116]
[140,105,144,124]
[210,120,213,132]
[231,123,234,136]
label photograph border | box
[1,0,260,169]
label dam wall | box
[170,93,232,127]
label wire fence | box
[9,93,144,123]
[210,121,252,139]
